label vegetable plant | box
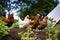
[0,19,9,39]
[18,26,36,40]
[44,18,60,40]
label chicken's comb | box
[37,13,40,17]
[26,15,30,18]
[12,12,14,15]
[11,12,14,16]
[45,16,48,19]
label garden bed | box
[1,28,48,40]
[0,21,60,40]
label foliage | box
[0,19,9,39]
[0,0,9,7]
[30,0,59,13]
[19,0,59,19]
[11,20,19,28]
[0,6,4,11]
[13,22,19,28]
[19,9,29,20]
[0,0,9,17]
[44,18,60,40]
[18,27,36,40]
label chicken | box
[2,13,14,27]
[19,15,30,28]
[30,13,40,29]
[37,16,48,29]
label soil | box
[55,22,60,30]
[0,28,27,40]
[55,21,60,40]
[30,31,48,40]
[0,28,48,40]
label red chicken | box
[30,13,40,29]
[2,13,14,27]
[37,16,48,29]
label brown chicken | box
[30,13,40,29]
[37,16,48,29]
[2,13,14,27]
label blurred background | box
[0,0,60,20]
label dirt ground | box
[55,21,60,40]
[55,22,60,30]
[1,28,48,40]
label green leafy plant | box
[0,19,9,39]
[18,27,36,40]
[11,20,19,28]
[44,18,60,40]
[12,22,19,28]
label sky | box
[5,0,20,20]
[58,0,60,3]
[10,0,18,2]
[6,0,32,20]
[59,0,60,1]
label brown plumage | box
[30,13,40,29]
[2,13,14,27]
[37,16,48,29]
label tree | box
[19,0,59,19]
[0,0,9,17]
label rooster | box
[19,15,30,28]
[37,16,48,29]
[2,13,14,27]
[30,13,40,29]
